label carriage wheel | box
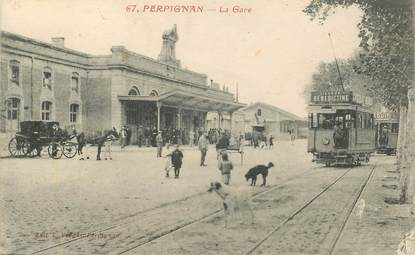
[22,142,39,158]
[48,142,63,159]
[63,142,77,158]
[8,137,26,157]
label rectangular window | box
[71,77,79,93]
[10,65,20,84]
[41,102,52,121]
[43,72,52,89]
[317,113,336,129]
[70,104,79,123]
[6,98,20,120]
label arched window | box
[128,86,140,96]
[149,90,159,97]
[6,98,20,120]
[41,101,52,120]
[70,104,79,123]
[43,67,53,90]
[9,60,20,85]
[71,72,79,94]
[257,109,262,116]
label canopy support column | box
[218,111,222,131]
[177,107,182,130]
[157,101,162,131]
[229,111,233,135]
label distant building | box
[232,102,307,140]
[0,26,245,142]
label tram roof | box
[118,89,246,112]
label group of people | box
[133,126,207,148]
[159,131,235,185]
[252,133,275,149]
[38,124,272,188]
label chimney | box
[51,37,65,47]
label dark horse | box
[72,127,119,160]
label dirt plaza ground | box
[0,139,414,255]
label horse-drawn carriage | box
[8,121,78,159]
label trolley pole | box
[328,33,345,92]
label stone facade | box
[0,28,239,137]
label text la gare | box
[220,5,252,13]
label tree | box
[306,56,373,94]
[304,0,414,205]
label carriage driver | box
[50,123,65,157]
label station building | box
[232,102,307,140]
[0,25,245,141]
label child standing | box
[171,145,184,179]
[104,133,116,160]
[163,143,174,178]
[269,135,274,149]
[218,153,233,185]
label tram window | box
[345,114,351,121]
[391,123,399,133]
[318,113,335,129]
[357,113,363,128]
[313,114,318,128]
[308,113,314,128]
[362,113,372,129]
[363,113,368,128]
[345,113,354,128]
[369,114,374,129]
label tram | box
[374,112,399,155]
[307,91,376,166]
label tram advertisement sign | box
[311,91,373,106]
[311,91,352,103]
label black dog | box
[245,162,274,186]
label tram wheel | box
[325,162,331,167]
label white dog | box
[208,181,254,228]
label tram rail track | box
[328,164,376,255]
[245,164,376,255]
[29,165,326,255]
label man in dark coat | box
[171,144,183,178]
[137,125,144,147]
[216,133,229,159]
[126,126,132,145]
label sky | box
[1,0,362,117]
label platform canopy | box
[118,89,246,112]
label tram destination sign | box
[374,112,400,120]
[311,91,373,106]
